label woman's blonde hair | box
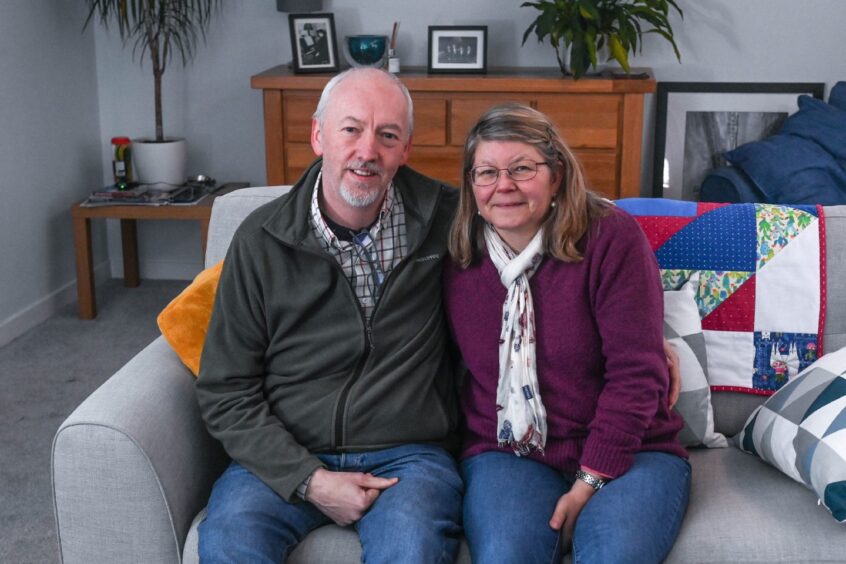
[448,103,611,267]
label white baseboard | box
[0,261,111,349]
[110,258,203,281]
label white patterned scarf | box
[484,224,548,456]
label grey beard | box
[340,182,383,208]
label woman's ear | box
[553,161,566,186]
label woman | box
[444,104,690,563]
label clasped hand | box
[305,468,398,526]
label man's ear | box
[310,118,323,156]
[399,134,413,166]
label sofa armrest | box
[52,337,228,564]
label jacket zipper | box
[277,186,446,449]
[330,187,445,448]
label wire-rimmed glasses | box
[470,161,549,186]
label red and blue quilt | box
[617,199,826,395]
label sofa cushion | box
[157,261,223,376]
[664,274,727,448]
[182,507,475,563]
[665,447,846,562]
[206,186,291,267]
[735,345,846,522]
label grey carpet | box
[0,279,188,564]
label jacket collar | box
[261,158,446,251]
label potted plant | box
[84,0,221,189]
[521,0,682,79]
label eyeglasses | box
[470,161,549,186]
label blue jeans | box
[199,444,463,564]
[461,451,691,564]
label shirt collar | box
[310,170,396,248]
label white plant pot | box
[132,137,187,191]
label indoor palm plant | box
[84,0,221,188]
[522,0,682,79]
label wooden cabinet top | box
[250,65,656,95]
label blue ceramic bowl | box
[344,35,388,67]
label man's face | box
[311,71,412,214]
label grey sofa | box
[53,188,846,563]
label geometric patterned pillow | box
[664,273,728,448]
[735,346,846,522]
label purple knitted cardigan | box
[443,208,687,478]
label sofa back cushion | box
[205,186,292,267]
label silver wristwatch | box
[296,471,314,501]
[575,469,607,492]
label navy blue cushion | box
[829,81,846,111]
[724,94,846,205]
[780,95,846,161]
[700,166,765,203]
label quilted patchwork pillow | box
[617,198,823,395]
[735,346,846,522]
[665,273,727,448]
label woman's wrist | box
[575,467,610,492]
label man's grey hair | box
[313,68,414,138]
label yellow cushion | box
[157,261,223,376]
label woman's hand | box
[549,478,596,547]
[664,338,681,409]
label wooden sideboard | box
[250,66,655,199]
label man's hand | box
[305,468,398,526]
[549,479,595,548]
[664,338,681,410]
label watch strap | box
[575,469,606,491]
[296,471,314,501]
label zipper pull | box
[366,325,375,351]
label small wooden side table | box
[71,187,236,319]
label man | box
[195,68,463,563]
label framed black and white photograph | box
[652,82,825,199]
[427,26,487,74]
[288,13,339,74]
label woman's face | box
[470,140,561,252]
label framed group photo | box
[288,13,339,74]
[652,81,825,200]
[427,26,487,74]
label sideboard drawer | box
[536,94,620,149]
[413,96,447,146]
[285,93,320,143]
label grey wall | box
[0,1,103,346]
[3,0,846,343]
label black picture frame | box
[652,82,826,200]
[288,13,339,74]
[427,26,487,74]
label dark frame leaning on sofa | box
[652,82,825,200]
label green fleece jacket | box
[196,160,460,501]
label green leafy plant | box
[521,0,682,79]
[84,0,221,141]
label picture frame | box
[427,26,487,74]
[288,13,339,74]
[652,82,825,200]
